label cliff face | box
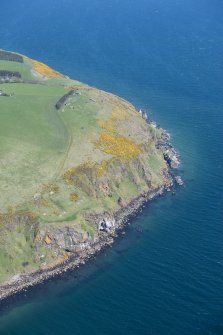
[0,50,177,288]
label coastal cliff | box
[0,50,180,300]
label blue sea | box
[0,0,223,334]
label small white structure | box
[138,109,148,121]
[142,111,148,120]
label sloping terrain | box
[0,50,171,285]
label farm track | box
[54,107,73,179]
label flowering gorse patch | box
[31,60,61,78]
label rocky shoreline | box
[0,185,169,302]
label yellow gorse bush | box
[99,107,129,133]
[31,60,61,78]
[63,160,110,183]
[95,160,110,176]
[97,103,141,161]
[69,192,79,202]
[96,131,141,160]
[64,162,92,183]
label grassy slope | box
[0,52,168,283]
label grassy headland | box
[0,50,173,288]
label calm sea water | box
[0,0,223,334]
